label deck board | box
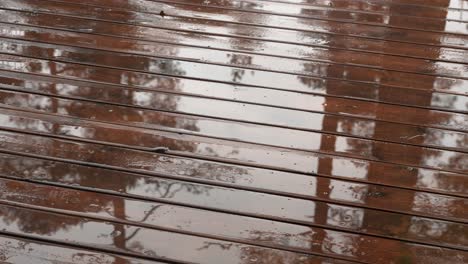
[0,0,466,263]
[1,153,466,250]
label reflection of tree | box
[2,0,465,262]
[196,241,308,263]
[422,94,468,172]
[0,201,79,236]
[431,93,458,109]
[228,54,252,82]
[294,1,462,261]
[0,155,216,246]
[172,0,265,84]
[0,0,208,256]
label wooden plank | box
[0,27,466,114]
[1,88,467,175]
[0,176,466,263]
[1,8,467,95]
[0,72,466,152]
[57,0,468,34]
[0,175,466,252]
[47,0,468,63]
[5,4,466,68]
[258,0,468,18]
[1,203,353,264]
[157,0,468,27]
[78,0,468,49]
[4,0,468,66]
[0,234,165,264]
[324,0,468,10]
[0,129,467,222]
[0,54,467,134]
[0,70,465,153]
[2,85,468,173]
[1,23,467,87]
[0,108,466,198]
[0,107,467,196]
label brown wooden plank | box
[4,0,468,67]
[1,86,467,175]
[0,70,465,151]
[55,0,468,34]
[168,0,468,14]
[2,8,467,96]
[0,27,466,115]
[157,0,468,31]
[0,106,467,197]
[2,152,467,251]
[99,0,468,38]
[1,53,467,135]
[0,68,466,153]
[5,0,468,65]
[2,23,468,90]
[99,0,468,49]
[259,0,468,19]
[1,203,351,264]
[6,3,467,68]
[1,129,467,223]
[0,234,165,264]
[0,174,466,252]
[0,107,466,198]
[0,204,461,264]
[386,0,468,9]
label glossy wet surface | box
[0,0,467,263]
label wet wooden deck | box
[0,0,466,263]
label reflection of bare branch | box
[125,181,211,241]
[197,242,233,251]
[150,180,213,199]
[165,184,185,198]
[124,227,141,244]
[229,54,252,83]
[151,181,184,198]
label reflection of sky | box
[331,159,369,180]
[0,235,141,263]
[328,180,368,204]
[321,230,359,257]
[149,59,314,92]
[431,93,468,112]
[176,96,324,130]
[326,204,364,230]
